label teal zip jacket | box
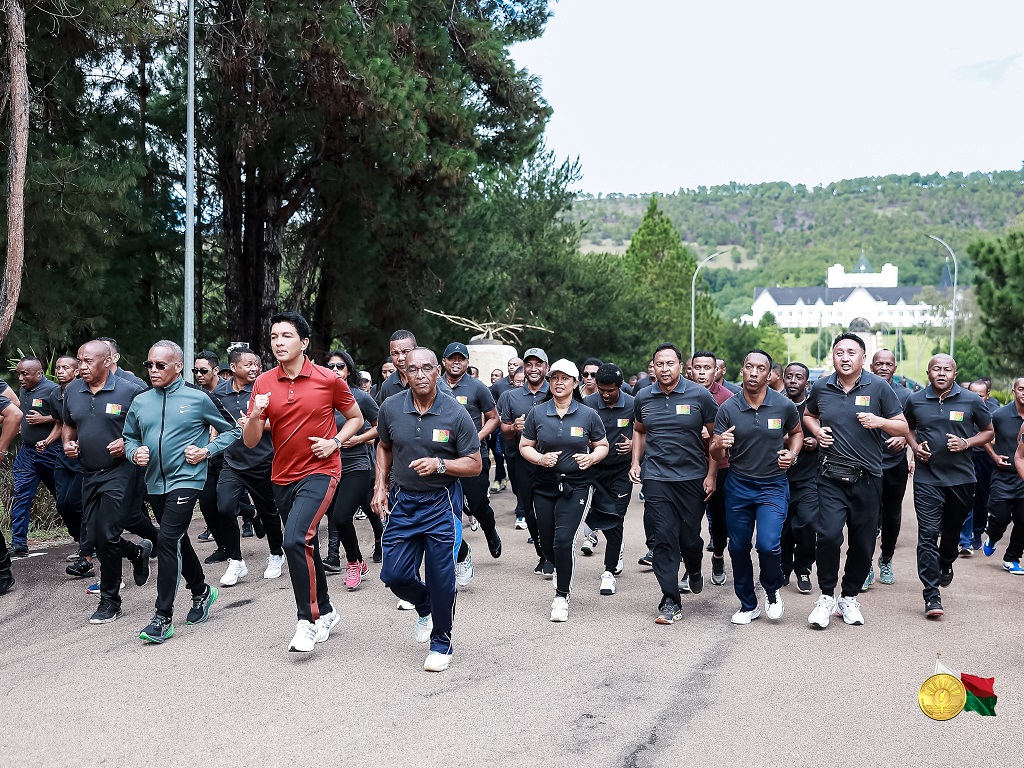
[123,376,241,494]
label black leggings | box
[533,479,593,598]
[330,470,381,562]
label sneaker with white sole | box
[315,609,341,642]
[515,516,527,530]
[862,566,874,592]
[87,580,125,596]
[345,560,368,590]
[1003,560,1024,575]
[795,573,812,594]
[600,571,616,595]
[288,620,319,652]
[397,599,416,611]
[581,531,597,556]
[835,596,865,625]
[731,606,761,624]
[414,614,433,643]
[878,557,895,585]
[808,594,835,629]
[550,596,569,622]
[264,553,284,579]
[455,544,474,587]
[765,589,784,620]
[220,558,248,586]
[468,516,479,531]
[424,651,451,672]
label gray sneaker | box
[862,566,874,592]
[878,557,895,585]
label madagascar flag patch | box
[676,404,691,415]
[432,429,450,443]
[767,418,782,430]
[32,398,43,408]
[570,427,585,437]
[617,419,630,427]
[949,411,964,422]
[456,396,468,406]
[855,396,871,406]
[105,403,123,415]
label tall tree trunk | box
[0,0,28,344]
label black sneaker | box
[186,585,218,625]
[705,542,714,552]
[679,571,692,593]
[323,554,342,573]
[140,614,174,643]
[241,521,255,538]
[541,560,555,580]
[711,555,727,586]
[486,530,502,559]
[638,549,654,567]
[0,573,13,596]
[252,516,266,539]
[197,528,213,542]
[132,539,153,586]
[655,600,682,625]
[204,548,228,564]
[782,572,791,586]
[534,557,546,576]
[66,557,95,579]
[688,571,704,595]
[796,573,812,594]
[372,540,383,564]
[89,598,123,624]
[925,598,944,618]
[10,543,29,558]
[939,567,954,588]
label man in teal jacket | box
[124,340,241,643]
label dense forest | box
[571,170,1024,319]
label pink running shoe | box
[345,560,369,590]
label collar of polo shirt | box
[401,388,444,416]
[924,381,962,401]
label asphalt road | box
[1,484,1020,767]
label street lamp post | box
[183,0,196,382]
[926,234,958,358]
[691,250,728,359]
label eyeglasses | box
[144,361,171,371]
[327,362,347,370]
[407,364,436,378]
[192,367,212,375]
[581,371,597,378]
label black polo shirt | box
[114,366,148,390]
[987,403,1024,494]
[907,383,992,487]
[633,378,719,482]
[972,397,1002,455]
[787,399,817,487]
[446,373,496,435]
[584,390,635,469]
[497,381,550,457]
[881,383,913,471]
[333,388,379,474]
[19,378,63,446]
[714,388,799,480]
[523,398,606,480]
[62,374,145,471]
[375,370,454,405]
[489,376,515,401]
[215,378,275,471]
[805,370,903,478]
[376,389,479,493]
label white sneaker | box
[264,554,284,579]
[455,544,474,587]
[468,516,479,531]
[550,596,569,622]
[835,596,865,625]
[424,650,452,672]
[515,516,527,530]
[288,620,318,652]
[315,609,340,643]
[765,590,784,620]
[600,571,617,595]
[808,594,836,629]
[219,558,248,586]
[414,614,433,643]
[731,606,761,624]
[397,599,416,611]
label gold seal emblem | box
[918,673,967,720]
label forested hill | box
[569,169,1024,319]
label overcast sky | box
[511,1,1024,194]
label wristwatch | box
[436,458,447,474]
[333,437,342,450]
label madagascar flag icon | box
[936,660,997,716]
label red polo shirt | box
[249,357,357,484]
[707,380,735,470]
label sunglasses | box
[581,371,597,378]
[192,367,212,375]
[144,361,173,371]
[327,362,347,370]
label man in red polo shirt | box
[243,311,364,653]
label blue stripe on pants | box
[725,472,789,612]
[380,483,463,655]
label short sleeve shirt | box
[250,357,357,484]
[215,379,274,471]
[376,389,480,492]
[19,378,63,446]
[334,388,379,474]
[523,399,606,480]
[787,399,817,487]
[447,374,496,435]
[805,370,903,478]
[881,384,913,470]
[583,390,635,469]
[62,374,145,471]
[714,388,799,480]
[633,378,719,482]
[489,377,515,401]
[989,403,1024,495]
[907,383,992,487]
[497,382,550,456]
